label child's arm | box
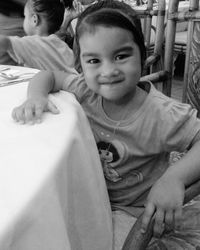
[141,136,200,237]
[0,35,12,54]
[12,70,70,124]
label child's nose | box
[100,63,119,77]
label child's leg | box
[112,210,137,250]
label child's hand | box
[12,97,59,124]
[71,0,85,20]
[141,175,185,237]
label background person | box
[0,0,75,72]
[0,0,26,65]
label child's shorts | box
[113,195,200,250]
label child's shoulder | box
[63,72,95,100]
[140,81,197,120]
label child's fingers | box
[73,0,78,9]
[70,2,83,19]
[34,106,45,123]
[165,209,174,231]
[165,208,182,231]
[141,202,155,233]
[73,0,81,13]
[75,2,84,15]
[153,209,165,237]
[24,104,39,123]
[12,107,19,122]
[78,2,85,13]
[12,101,58,124]
[174,208,182,228]
[80,4,85,13]
[12,106,26,123]
[47,101,60,114]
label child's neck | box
[102,86,147,121]
[35,28,49,36]
[34,22,50,36]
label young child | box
[12,1,200,249]
[0,0,26,65]
[0,0,75,72]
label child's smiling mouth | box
[98,76,125,85]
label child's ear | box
[32,14,39,26]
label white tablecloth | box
[0,68,113,250]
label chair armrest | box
[140,70,169,83]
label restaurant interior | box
[1,0,200,250]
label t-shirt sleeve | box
[8,36,32,65]
[161,101,200,152]
[8,35,75,71]
[62,73,91,103]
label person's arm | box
[0,35,12,53]
[141,135,200,236]
[58,1,84,35]
[27,70,66,98]
[12,70,69,123]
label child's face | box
[23,3,35,36]
[79,26,142,103]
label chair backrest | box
[140,0,200,105]
[163,0,200,102]
[134,0,166,77]
[134,0,175,96]
[180,0,200,114]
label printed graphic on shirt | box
[97,139,144,184]
[97,140,124,182]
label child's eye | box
[87,58,100,64]
[115,54,130,61]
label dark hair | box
[27,0,72,34]
[74,0,146,72]
[63,0,73,9]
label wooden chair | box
[134,0,166,77]
[140,0,200,100]
[134,0,177,95]
[136,0,193,98]
[121,0,200,249]
[159,0,200,103]
[180,0,200,114]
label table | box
[0,66,113,250]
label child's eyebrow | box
[82,46,134,58]
[114,46,134,53]
[82,52,99,57]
